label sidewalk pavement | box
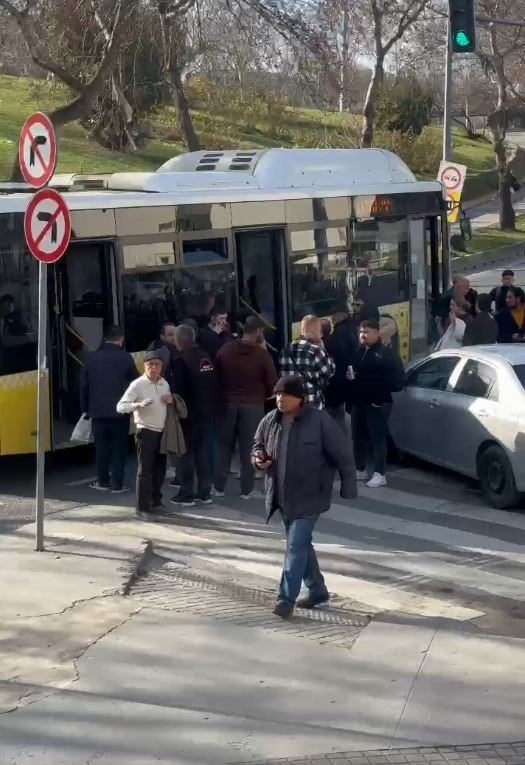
[1,503,525,764]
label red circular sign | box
[18,112,57,188]
[440,164,462,191]
[24,188,71,264]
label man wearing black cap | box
[117,350,173,519]
[252,375,357,619]
[490,270,515,313]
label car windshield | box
[513,364,525,389]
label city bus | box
[0,148,449,455]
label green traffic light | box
[454,30,470,47]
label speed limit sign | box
[438,162,467,194]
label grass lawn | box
[458,215,525,255]
[0,74,499,185]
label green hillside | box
[0,74,496,188]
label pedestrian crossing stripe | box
[154,470,525,625]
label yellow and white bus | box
[0,148,449,455]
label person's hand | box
[161,394,173,405]
[253,451,272,470]
[140,398,154,408]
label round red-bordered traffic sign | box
[18,112,57,188]
[439,164,463,191]
[24,188,71,264]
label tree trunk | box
[361,61,383,148]
[169,65,200,152]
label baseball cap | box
[273,375,306,399]
[144,350,163,363]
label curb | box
[120,538,154,597]
[452,241,525,275]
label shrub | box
[377,77,434,136]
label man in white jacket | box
[117,350,173,519]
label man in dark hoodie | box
[169,323,217,507]
[214,316,277,499]
[324,304,359,428]
[351,319,404,489]
[81,325,138,493]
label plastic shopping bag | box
[71,414,93,444]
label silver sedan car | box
[389,345,525,508]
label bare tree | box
[156,0,200,151]
[360,0,429,147]
[477,0,525,229]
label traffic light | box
[449,0,476,53]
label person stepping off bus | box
[81,325,138,494]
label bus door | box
[235,229,287,361]
[49,241,118,444]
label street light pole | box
[443,15,453,162]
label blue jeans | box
[278,516,328,605]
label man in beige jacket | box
[117,350,173,519]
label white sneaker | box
[356,470,368,481]
[240,489,265,500]
[366,473,387,488]
[211,487,225,498]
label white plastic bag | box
[71,414,93,443]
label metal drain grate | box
[131,564,370,649]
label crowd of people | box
[81,269,519,619]
[433,269,524,349]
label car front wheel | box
[477,444,521,509]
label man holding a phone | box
[252,375,357,619]
[117,350,173,519]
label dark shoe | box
[170,494,196,508]
[90,481,109,491]
[197,496,213,505]
[151,503,167,513]
[296,593,330,609]
[273,600,294,619]
[111,485,129,495]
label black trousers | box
[352,404,392,475]
[92,417,130,490]
[135,428,167,513]
[178,420,213,501]
[215,403,264,495]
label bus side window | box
[0,214,39,376]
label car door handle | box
[430,399,440,408]
[478,409,489,417]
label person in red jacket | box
[214,316,277,499]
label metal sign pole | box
[443,18,453,163]
[35,260,47,552]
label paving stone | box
[232,742,525,765]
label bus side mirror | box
[460,217,472,241]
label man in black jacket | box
[170,324,218,506]
[490,270,515,313]
[351,319,404,489]
[463,293,498,346]
[496,287,525,343]
[252,375,357,619]
[81,325,138,493]
[324,306,359,428]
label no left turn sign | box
[18,112,57,188]
[24,188,71,264]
